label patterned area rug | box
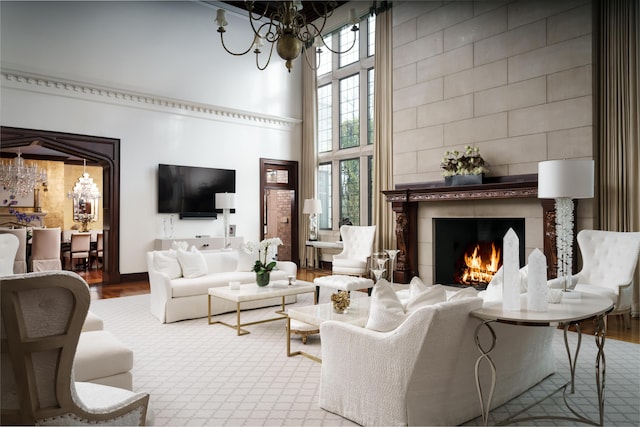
[90,293,640,426]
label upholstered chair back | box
[337,225,376,261]
[577,230,640,292]
[30,228,62,271]
[70,232,91,254]
[1,271,150,425]
[0,233,19,276]
[0,228,27,273]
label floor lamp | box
[538,159,594,293]
[303,199,322,241]
[215,192,235,248]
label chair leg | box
[623,311,631,329]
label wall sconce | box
[303,199,322,241]
[538,159,594,293]
[215,192,236,249]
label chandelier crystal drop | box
[67,159,101,201]
[0,150,47,197]
[215,1,359,72]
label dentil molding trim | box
[1,69,301,130]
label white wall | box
[1,1,303,274]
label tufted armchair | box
[332,225,376,276]
[571,230,640,328]
[1,271,151,425]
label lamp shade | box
[215,192,236,209]
[538,160,594,199]
[303,199,322,214]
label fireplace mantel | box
[384,174,538,203]
[383,174,568,283]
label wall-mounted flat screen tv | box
[158,164,236,218]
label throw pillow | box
[365,279,406,332]
[236,244,257,272]
[403,284,446,312]
[408,276,430,298]
[448,286,478,301]
[177,247,207,278]
[170,240,189,251]
[153,250,182,279]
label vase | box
[256,271,271,287]
[445,174,484,186]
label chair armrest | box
[275,261,297,277]
[147,270,172,323]
[320,317,427,425]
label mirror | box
[73,197,99,231]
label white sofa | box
[147,249,297,323]
[320,294,555,426]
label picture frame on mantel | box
[1,188,34,207]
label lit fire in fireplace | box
[456,242,501,287]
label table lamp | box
[215,192,236,248]
[538,159,594,293]
[303,199,322,241]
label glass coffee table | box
[208,280,316,336]
[286,297,371,362]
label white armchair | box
[319,296,555,426]
[332,225,376,276]
[1,271,151,425]
[571,229,640,328]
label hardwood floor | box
[80,268,640,345]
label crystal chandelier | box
[67,159,101,202]
[0,150,47,197]
[215,1,359,72]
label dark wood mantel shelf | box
[383,174,538,203]
[382,174,567,284]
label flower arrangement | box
[244,237,283,275]
[440,145,488,177]
[2,196,40,227]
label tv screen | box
[158,164,236,217]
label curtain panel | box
[594,0,640,315]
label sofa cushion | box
[203,250,238,274]
[236,245,257,272]
[153,250,182,279]
[177,247,207,278]
[365,279,406,332]
[409,276,430,298]
[403,284,446,311]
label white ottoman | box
[74,330,134,390]
[314,275,375,302]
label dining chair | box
[90,232,104,269]
[30,227,62,271]
[1,271,151,425]
[0,227,27,273]
[63,232,91,271]
[0,233,19,276]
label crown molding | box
[1,69,301,130]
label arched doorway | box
[1,126,121,283]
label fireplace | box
[434,218,525,289]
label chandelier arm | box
[256,42,276,71]
[317,29,358,55]
[218,30,256,56]
[302,46,321,71]
[248,5,280,43]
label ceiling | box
[217,1,349,24]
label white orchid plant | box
[244,237,283,275]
